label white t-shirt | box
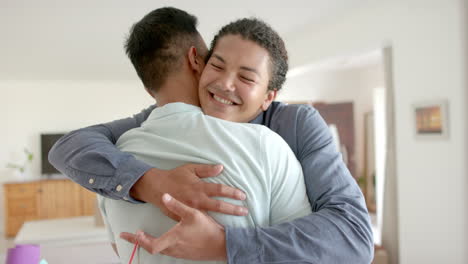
[99,103,311,264]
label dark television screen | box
[41,133,65,175]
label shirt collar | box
[148,102,202,120]
[150,102,266,124]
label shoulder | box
[266,102,332,158]
[268,101,318,119]
[116,119,155,147]
[264,102,323,131]
[205,116,279,147]
[206,114,266,132]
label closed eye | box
[241,76,254,82]
[211,63,222,70]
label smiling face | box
[198,34,277,123]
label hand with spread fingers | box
[130,164,248,220]
[120,193,228,261]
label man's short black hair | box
[208,18,288,91]
[125,7,203,91]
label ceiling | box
[0,0,367,80]
[287,49,383,78]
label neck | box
[154,73,200,107]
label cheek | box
[239,85,264,104]
[199,71,210,89]
[200,68,218,86]
[198,76,207,90]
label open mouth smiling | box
[210,92,238,106]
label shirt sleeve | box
[48,105,156,203]
[225,105,374,264]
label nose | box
[218,72,236,92]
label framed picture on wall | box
[413,100,449,139]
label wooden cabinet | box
[3,179,96,237]
[38,179,82,219]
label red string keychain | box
[128,241,139,264]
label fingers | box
[160,206,181,222]
[137,229,179,255]
[191,164,224,178]
[201,197,248,216]
[120,230,177,256]
[201,182,248,215]
[162,193,196,219]
[186,163,247,201]
[203,182,246,201]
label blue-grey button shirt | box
[49,101,373,264]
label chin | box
[203,108,222,118]
[211,113,229,121]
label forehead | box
[211,35,271,74]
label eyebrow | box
[212,54,260,76]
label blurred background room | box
[1,0,467,263]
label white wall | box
[278,63,384,179]
[283,0,468,263]
[0,80,154,235]
[463,1,468,259]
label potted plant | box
[6,148,34,180]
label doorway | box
[279,47,398,262]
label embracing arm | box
[120,105,374,263]
[48,105,155,201]
[226,106,374,263]
[48,104,247,216]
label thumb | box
[119,232,138,244]
[191,164,223,178]
[162,193,195,219]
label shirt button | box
[116,185,123,192]
[89,178,95,184]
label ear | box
[187,46,203,75]
[261,89,277,111]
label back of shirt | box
[99,103,311,264]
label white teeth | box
[213,94,234,105]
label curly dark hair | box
[125,7,204,92]
[207,18,288,91]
